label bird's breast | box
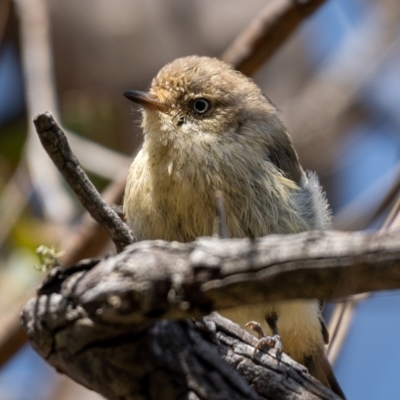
[124,142,309,242]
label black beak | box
[123,90,170,112]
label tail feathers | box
[305,347,346,399]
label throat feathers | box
[123,55,345,399]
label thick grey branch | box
[21,229,400,398]
[33,111,134,252]
[22,258,338,400]
[33,229,400,324]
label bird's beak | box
[123,90,170,112]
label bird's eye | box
[192,98,211,115]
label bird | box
[123,55,345,398]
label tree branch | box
[38,230,400,325]
[221,0,327,75]
[21,229,400,399]
[33,111,134,252]
[22,254,339,399]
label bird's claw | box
[244,321,282,359]
[253,334,282,359]
[244,321,265,339]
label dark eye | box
[192,98,211,114]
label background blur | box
[0,0,399,399]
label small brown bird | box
[123,55,345,398]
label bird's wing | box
[319,300,330,344]
[267,135,303,185]
[305,346,346,399]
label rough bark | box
[22,229,400,399]
[22,258,338,400]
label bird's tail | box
[305,347,346,399]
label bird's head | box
[125,56,280,139]
[124,55,302,184]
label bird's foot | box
[244,321,282,359]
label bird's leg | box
[245,312,283,359]
[265,313,283,358]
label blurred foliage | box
[0,118,27,171]
[61,91,125,152]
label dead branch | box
[221,0,327,75]
[29,230,400,325]
[22,253,342,400]
[21,229,400,398]
[33,111,134,252]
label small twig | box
[333,161,400,230]
[382,196,400,231]
[221,0,327,75]
[214,191,229,239]
[33,111,135,252]
[328,170,400,362]
[364,176,400,230]
[327,294,367,364]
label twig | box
[33,111,134,252]
[364,176,400,230]
[333,161,400,230]
[327,294,367,364]
[328,169,400,363]
[221,0,327,75]
[382,196,400,231]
